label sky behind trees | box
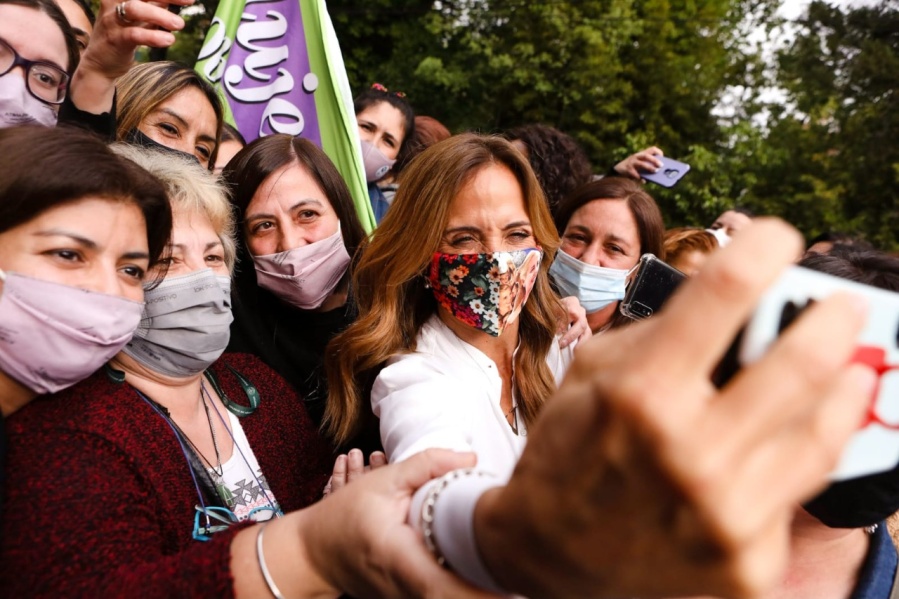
[165,0,898,249]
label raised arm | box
[0,420,493,599]
[68,0,192,117]
[469,219,874,598]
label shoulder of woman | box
[549,335,578,381]
[7,368,138,434]
[213,352,300,405]
[371,346,465,411]
[411,314,458,351]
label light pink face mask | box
[251,228,352,310]
[0,72,58,128]
[360,139,396,182]
[0,270,144,394]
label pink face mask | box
[251,228,352,310]
[0,72,58,128]
[0,270,144,394]
[360,139,396,182]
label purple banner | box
[220,0,321,144]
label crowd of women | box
[1,0,898,597]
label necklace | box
[452,331,520,435]
[204,367,259,417]
[202,383,283,519]
[176,382,225,478]
[504,403,519,434]
[200,382,224,477]
[133,383,281,542]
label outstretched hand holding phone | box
[472,219,875,599]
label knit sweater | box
[0,353,333,598]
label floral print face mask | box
[427,248,543,337]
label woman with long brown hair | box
[321,136,874,598]
[326,132,573,470]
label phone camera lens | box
[634,302,653,319]
[665,169,679,179]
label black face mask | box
[804,463,899,528]
[125,128,201,165]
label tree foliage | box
[753,0,899,249]
[162,0,898,248]
[328,0,783,227]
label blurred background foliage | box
[149,0,899,249]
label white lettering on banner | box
[219,7,311,136]
[224,64,295,103]
[198,17,231,83]
[259,98,304,136]
[223,11,293,103]
[200,1,319,137]
[235,10,288,80]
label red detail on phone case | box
[853,346,899,429]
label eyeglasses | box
[193,505,282,541]
[0,37,69,105]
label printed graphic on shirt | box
[212,467,280,522]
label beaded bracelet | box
[419,468,492,567]
[256,522,286,599]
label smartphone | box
[714,266,899,481]
[620,254,687,320]
[641,157,691,188]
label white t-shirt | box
[207,410,280,522]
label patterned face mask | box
[427,248,543,337]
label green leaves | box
[164,0,896,250]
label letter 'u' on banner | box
[195,0,376,232]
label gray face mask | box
[123,269,233,377]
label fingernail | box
[349,448,362,458]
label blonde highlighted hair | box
[324,133,564,445]
[111,144,237,273]
[115,62,224,170]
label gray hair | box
[111,144,237,273]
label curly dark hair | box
[504,124,594,215]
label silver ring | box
[115,2,134,25]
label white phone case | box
[740,266,899,481]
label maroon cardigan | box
[0,353,333,598]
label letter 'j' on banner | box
[195,0,375,232]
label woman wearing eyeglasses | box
[0,0,80,128]
[0,137,881,599]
